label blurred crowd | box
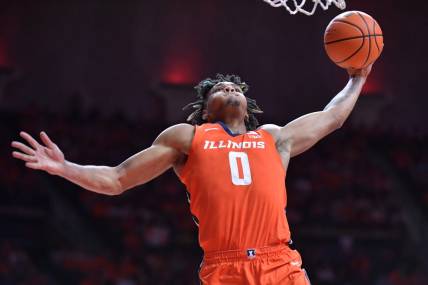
[1,105,427,285]
[384,134,428,211]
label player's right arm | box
[11,124,194,195]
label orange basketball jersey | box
[179,122,291,253]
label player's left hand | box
[347,63,373,78]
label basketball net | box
[263,0,346,15]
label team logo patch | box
[247,131,262,139]
[246,249,256,259]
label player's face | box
[205,82,248,122]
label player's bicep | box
[281,109,340,157]
[116,143,180,191]
[114,123,193,191]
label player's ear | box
[202,109,208,120]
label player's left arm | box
[262,64,372,157]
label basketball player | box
[12,64,372,284]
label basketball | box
[324,11,384,69]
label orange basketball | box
[324,11,384,69]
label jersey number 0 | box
[228,151,252,186]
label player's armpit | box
[115,123,194,192]
[262,110,340,158]
[284,110,340,157]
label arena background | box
[1,0,427,284]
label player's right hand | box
[11,131,65,176]
[346,63,373,79]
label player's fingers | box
[39,131,55,148]
[19,131,40,149]
[12,151,38,162]
[25,162,40,170]
[11,141,36,155]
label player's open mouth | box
[226,98,241,106]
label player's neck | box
[219,119,247,135]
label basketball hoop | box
[263,0,346,16]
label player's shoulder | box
[257,124,281,140]
[155,123,195,154]
[163,123,195,135]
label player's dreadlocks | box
[183,74,263,131]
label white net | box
[263,0,346,15]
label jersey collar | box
[216,121,243,137]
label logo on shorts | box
[246,249,256,259]
[290,261,302,267]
